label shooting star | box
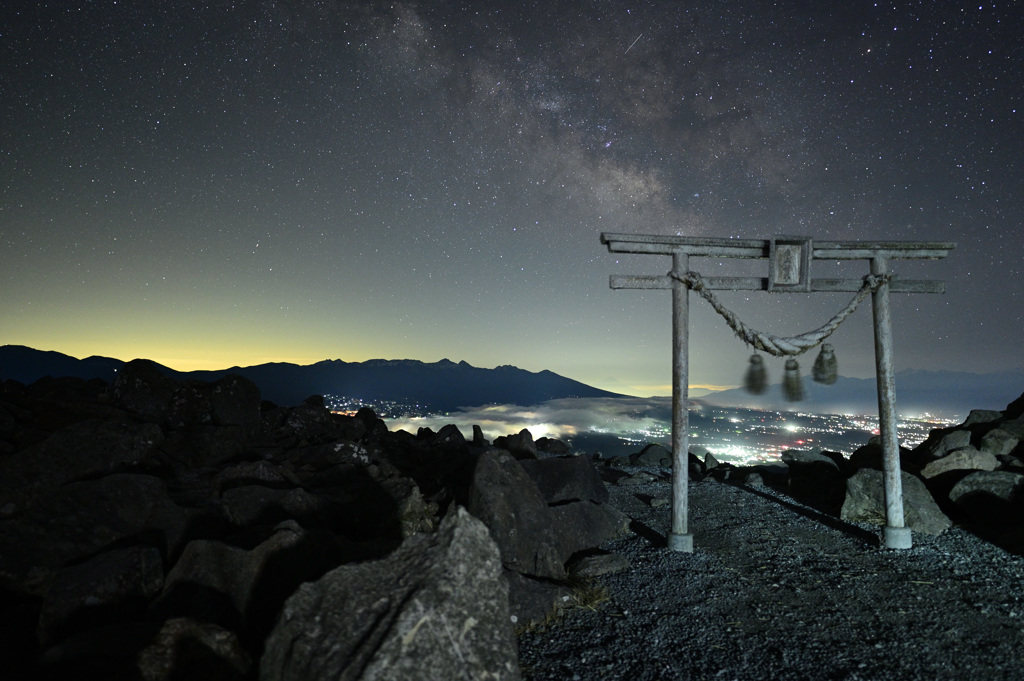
[624,33,642,54]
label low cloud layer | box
[386,396,674,444]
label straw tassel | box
[813,343,838,385]
[783,358,804,401]
[744,354,768,395]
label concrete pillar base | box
[668,532,694,553]
[884,525,913,549]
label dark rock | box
[468,450,565,579]
[848,442,919,474]
[928,429,972,459]
[278,396,333,443]
[472,424,488,448]
[495,428,539,460]
[632,443,671,467]
[616,471,658,485]
[781,449,846,513]
[963,409,1004,427]
[999,414,1024,440]
[354,406,388,442]
[0,418,164,514]
[136,617,251,681]
[948,470,1024,524]
[288,439,378,473]
[430,423,466,448]
[35,620,163,680]
[37,545,164,647]
[220,467,405,543]
[920,447,999,479]
[841,468,951,535]
[164,376,260,432]
[604,455,634,469]
[518,455,610,505]
[744,471,765,486]
[220,485,324,528]
[550,501,630,558]
[980,428,1019,457]
[536,437,571,455]
[380,475,437,537]
[505,570,573,626]
[0,474,186,597]
[155,521,345,645]
[261,507,521,681]
[499,428,540,458]
[160,424,253,469]
[688,452,707,480]
[704,451,721,470]
[112,359,179,421]
[215,460,300,493]
[566,551,632,578]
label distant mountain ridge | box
[0,345,625,410]
[701,368,1024,419]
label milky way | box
[2,1,1021,396]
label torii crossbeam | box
[602,233,955,551]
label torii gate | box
[601,233,954,551]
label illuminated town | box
[618,404,953,465]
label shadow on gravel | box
[628,519,668,548]
[733,482,881,548]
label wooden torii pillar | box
[601,233,954,551]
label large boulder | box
[155,521,345,645]
[998,414,1024,440]
[981,428,1020,457]
[841,468,951,536]
[536,437,571,455]
[632,443,672,467]
[36,545,164,647]
[112,360,179,421]
[550,501,630,557]
[518,455,609,505]
[781,449,846,513]
[136,617,251,681]
[261,507,521,681]
[467,450,565,579]
[927,429,972,459]
[504,571,574,626]
[847,442,919,474]
[0,474,186,596]
[165,375,261,432]
[494,429,539,460]
[920,447,999,479]
[948,471,1024,524]
[0,418,164,514]
[963,409,1004,427]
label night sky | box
[3,1,1021,398]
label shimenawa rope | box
[668,270,893,357]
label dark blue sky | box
[2,1,1020,396]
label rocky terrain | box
[2,360,1023,680]
[0,361,627,680]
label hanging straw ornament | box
[813,343,838,385]
[783,358,804,401]
[744,354,769,395]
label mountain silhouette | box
[0,345,624,410]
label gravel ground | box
[517,471,1024,681]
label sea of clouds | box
[386,396,674,448]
